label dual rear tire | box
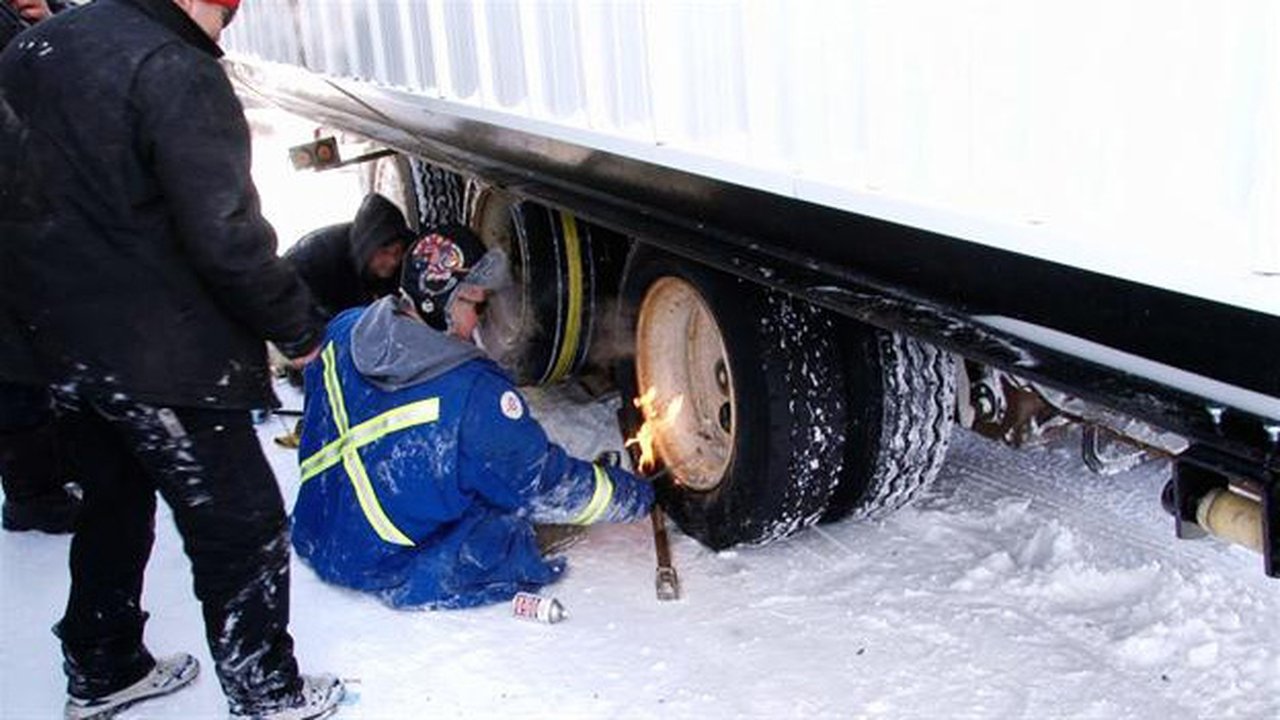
[622,247,957,548]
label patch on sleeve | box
[499,390,524,420]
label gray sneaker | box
[65,652,200,719]
[229,674,344,720]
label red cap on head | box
[203,0,241,9]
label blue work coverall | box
[292,299,653,608]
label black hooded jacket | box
[283,192,414,319]
[0,0,322,408]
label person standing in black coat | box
[0,370,78,533]
[0,0,343,717]
[0,0,80,536]
[284,191,416,319]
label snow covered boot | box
[64,652,199,719]
[229,674,344,720]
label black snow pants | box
[0,381,65,505]
[52,394,303,707]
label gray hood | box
[350,297,484,391]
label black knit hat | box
[399,224,508,331]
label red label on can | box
[512,592,564,623]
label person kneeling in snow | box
[292,225,653,608]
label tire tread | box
[847,333,956,520]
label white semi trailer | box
[222,1,1279,575]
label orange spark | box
[626,387,684,474]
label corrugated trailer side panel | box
[222,0,1280,317]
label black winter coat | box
[0,0,69,386]
[283,193,413,319]
[0,0,322,408]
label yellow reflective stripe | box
[297,342,439,547]
[546,212,583,383]
[569,465,614,526]
[343,449,414,546]
[299,437,344,481]
[300,344,349,481]
[321,344,350,433]
[348,399,440,444]
[298,399,440,483]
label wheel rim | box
[635,277,735,491]
[471,189,527,366]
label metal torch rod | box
[651,507,674,568]
[617,396,680,601]
[643,467,680,601]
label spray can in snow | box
[511,592,566,624]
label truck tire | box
[408,157,466,229]
[821,326,957,522]
[363,154,466,232]
[472,188,597,385]
[363,153,419,230]
[621,249,848,549]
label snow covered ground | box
[2,380,1277,719]
[2,109,1275,719]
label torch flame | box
[626,387,684,474]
